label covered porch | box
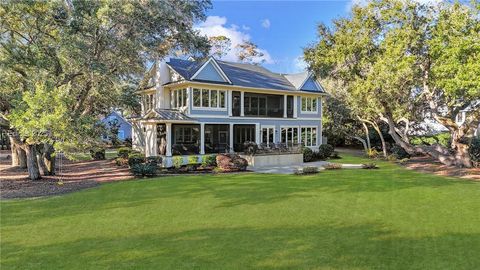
[151,123,260,157]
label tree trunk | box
[24,144,41,180]
[37,149,49,175]
[351,135,369,154]
[360,121,371,151]
[380,114,459,166]
[360,118,388,158]
[450,132,473,168]
[9,135,27,168]
[371,121,387,158]
[43,143,55,175]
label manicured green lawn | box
[2,155,479,269]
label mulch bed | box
[402,156,480,181]
[0,153,134,200]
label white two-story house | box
[131,57,326,158]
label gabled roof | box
[191,57,232,84]
[166,57,326,93]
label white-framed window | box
[301,127,317,147]
[192,88,226,109]
[144,93,155,111]
[171,88,187,108]
[261,126,275,146]
[301,97,318,113]
[281,127,299,146]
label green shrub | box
[317,144,334,160]
[128,153,145,167]
[386,154,397,162]
[117,147,132,159]
[469,137,480,163]
[302,147,315,162]
[302,166,319,174]
[391,144,410,159]
[89,148,105,160]
[362,162,378,169]
[130,163,157,177]
[410,133,451,147]
[367,149,380,159]
[146,156,162,166]
[188,155,199,164]
[172,156,184,169]
[202,155,217,167]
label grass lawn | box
[1,155,479,269]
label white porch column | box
[145,123,158,157]
[283,95,287,118]
[186,87,191,114]
[293,96,298,118]
[166,123,172,157]
[255,123,261,145]
[228,91,233,116]
[240,91,245,116]
[200,123,205,155]
[229,123,234,153]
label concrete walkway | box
[250,160,329,174]
[250,160,364,174]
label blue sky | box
[197,1,351,74]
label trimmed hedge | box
[128,153,145,167]
[117,147,132,159]
[202,155,217,167]
[89,148,105,160]
[130,163,157,177]
[302,147,315,162]
[317,144,334,160]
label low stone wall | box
[240,153,303,168]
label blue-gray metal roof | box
[166,58,325,93]
[143,109,195,121]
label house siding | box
[193,62,227,82]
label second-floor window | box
[171,89,187,108]
[193,88,226,109]
[144,93,155,111]
[301,97,317,113]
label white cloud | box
[196,16,273,64]
[242,25,250,31]
[293,56,308,72]
[261,19,271,29]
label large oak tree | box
[1,0,211,179]
[305,0,480,167]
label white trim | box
[300,96,319,114]
[228,91,233,116]
[188,114,321,121]
[191,88,228,111]
[240,91,245,116]
[166,65,185,82]
[283,94,287,118]
[298,73,323,92]
[299,126,319,147]
[190,57,232,84]
[164,80,327,96]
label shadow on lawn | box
[2,223,480,269]
[3,168,476,227]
